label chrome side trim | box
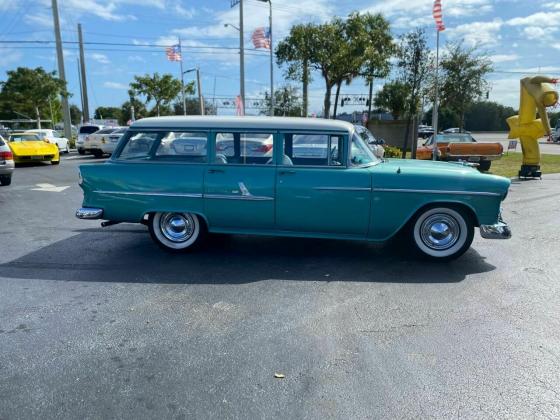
[94,189,274,201]
[204,194,274,201]
[372,188,502,197]
[76,207,103,219]
[313,186,372,192]
[94,190,203,198]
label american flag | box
[433,0,445,32]
[251,27,271,49]
[166,44,182,61]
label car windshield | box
[96,128,118,134]
[10,134,40,142]
[355,126,378,143]
[79,126,100,134]
[351,131,379,166]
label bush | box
[383,145,402,158]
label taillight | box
[0,150,13,160]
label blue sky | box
[0,0,559,116]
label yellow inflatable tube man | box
[507,76,558,178]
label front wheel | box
[51,160,60,165]
[148,212,204,252]
[0,175,11,186]
[410,206,474,261]
[478,161,491,172]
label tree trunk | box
[323,81,332,119]
[460,111,465,131]
[333,82,342,119]
[302,58,308,117]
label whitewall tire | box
[148,212,203,252]
[411,207,474,261]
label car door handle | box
[279,170,296,175]
[208,169,224,174]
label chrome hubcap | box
[159,213,195,243]
[420,214,460,250]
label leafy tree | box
[173,98,217,116]
[0,67,68,125]
[119,96,147,125]
[347,12,393,119]
[374,81,409,120]
[69,104,82,125]
[129,73,184,116]
[94,106,122,121]
[440,43,493,130]
[260,85,303,117]
[396,28,433,157]
[276,24,315,117]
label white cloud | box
[489,54,519,64]
[364,0,493,19]
[128,55,146,62]
[447,19,503,47]
[89,53,110,64]
[103,81,128,89]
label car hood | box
[9,141,57,155]
[371,158,510,197]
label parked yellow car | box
[7,132,60,165]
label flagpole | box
[178,37,187,116]
[268,0,274,116]
[432,29,440,161]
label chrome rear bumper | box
[76,207,103,219]
[480,214,511,240]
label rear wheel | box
[0,175,11,186]
[148,212,204,252]
[78,148,85,155]
[478,161,491,172]
[93,150,103,158]
[410,206,474,261]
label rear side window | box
[79,126,100,134]
[118,132,159,160]
[215,132,273,165]
[155,132,208,163]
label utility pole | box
[77,58,85,123]
[51,0,72,140]
[239,0,245,113]
[196,67,204,115]
[77,23,90,123]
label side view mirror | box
[374,146,385,159]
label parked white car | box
[77,124,104,155]
[85,127,127,158]
[26,129,70,153]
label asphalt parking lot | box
[1,153,560,419]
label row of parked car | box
[0,129,73,186]
[77,125,127,158]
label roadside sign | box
[507,140,517,155]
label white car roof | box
[130,116,355,134]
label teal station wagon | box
[76,116,511,260]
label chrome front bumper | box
[480,214,511,240]
[76,207,103,219]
